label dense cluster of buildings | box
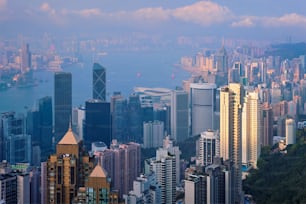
[0,40,304,203]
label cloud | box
[0,0,6,10]
[171,1,234,26]
[133,7,170,21]
[232,17,255,27]
[39,2,65,25]
[65,8,102,17]
[40,2,56,16]
[264,13,306,27]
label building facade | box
[242,91,262,168]
[190,83,217,136]
[93,63,106,101]
[54,72,72,144]
[170,90,189,142]
[220,83,243,203]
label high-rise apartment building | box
[242,91,262,168]
[143,120,164,148]
[95,140,141,199]
[54,72,72,144]
[84,99,111,149]
[170,90,189,142]
[220,83,243,203]
[147,149,176,204]
[123,173,161,204]
[196,130,220,167]
[0,174,17,203]
[46,126,94,204]
[184,157,234,204]
[286,118,296,145]
[93,63,106,101]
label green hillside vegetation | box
[243,129,306,204]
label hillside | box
[243,130,306,203]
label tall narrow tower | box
[54,72,72,144]
[220,83,243,203]
[93,63,106,101]
[170,90,189,142]
[190,83,216,136]
[21,43,31,73]
[242,91,261,168]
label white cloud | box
[58,1,233,26]
[231,17,255,27]
[264,13,306,27]
[171,1,234,26]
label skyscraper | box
[215,46,228,73]
[190,83,217,136]
[128,94,142,143]
[242,91,262,168]
[93,63,106,101]
[112,98,128,143]
[262,103,273,146]
[46,126,94,204]
[220,83,243,203]
[39,96,53,160]
[146,149,176,204]
[0,112,31,164]
[170,90,189,142]
[54,72,72,144]
[84,99,111,149]
[21,43,31,73]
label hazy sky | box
[1,0,306,41]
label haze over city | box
[1,0,306,42]
[1,1,306,204]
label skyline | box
[1,1,306,42]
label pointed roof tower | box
[89,163,107,178]
[58,121,79,145]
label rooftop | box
[58,127,79,145]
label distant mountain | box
[265,42,306,60]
